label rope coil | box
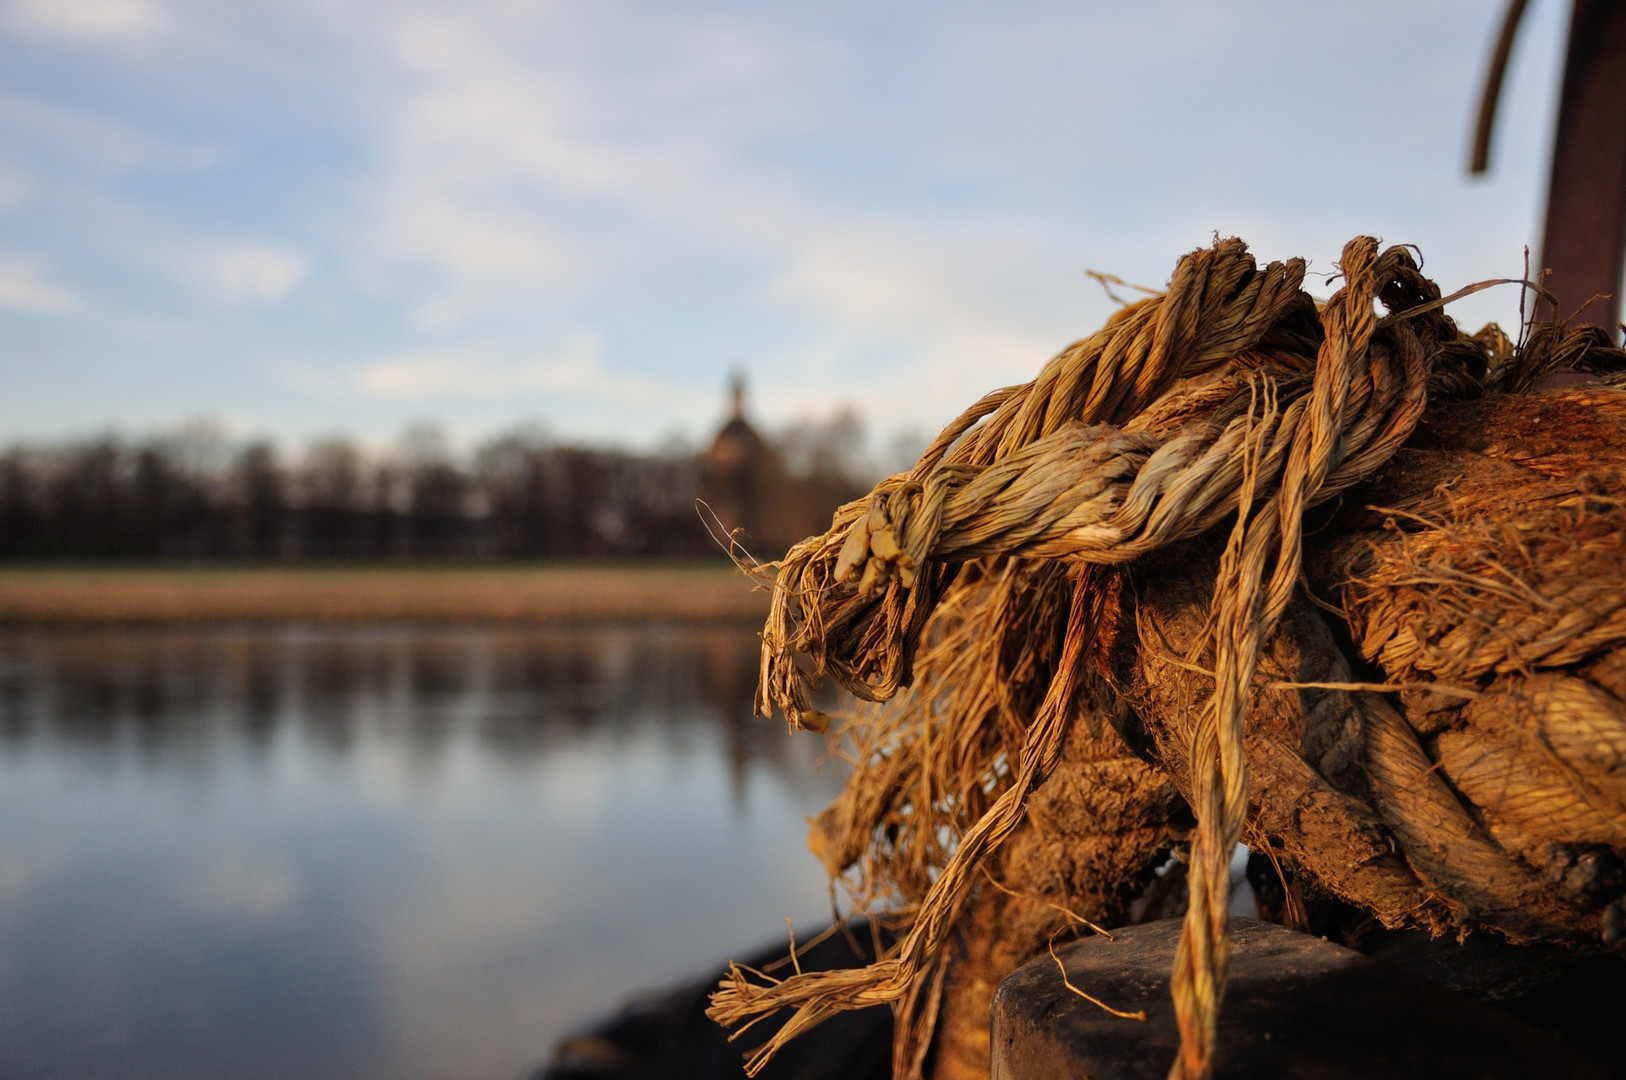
[710,236,1626,1079]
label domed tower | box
[697,372,770,549]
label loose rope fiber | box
[708,236,1626,1080]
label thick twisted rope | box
[713,236,1468,1079]
[1168,238,1435,1078]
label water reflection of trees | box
[238,644,283,746]
[0,626,845,799]
[299,640,368,754]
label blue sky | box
[0,0,1580,454]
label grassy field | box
[0,563,771,624]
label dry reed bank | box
[0,564,767,624]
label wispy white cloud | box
[0,94,228,173]
[327,0,1090,428]
[349,333,702,415]
[0,252,79,313]
[354,341,595,400]
[0,0,169,44]
[178,241,311,305]
[369,197,576,329]
[763,218,1086,368]
[341,7,667,324]
[0,164,30,212]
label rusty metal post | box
[1539,0,1626,336]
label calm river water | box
[0,624,847,1080]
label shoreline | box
[0,563,771,625]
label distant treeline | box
[0,418,876,561]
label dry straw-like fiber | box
[708,236,1626,1080]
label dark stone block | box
[991,917,1615,1080]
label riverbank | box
[0,563,769,624]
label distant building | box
[697,373,773,551]
[696,372,869,558]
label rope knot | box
[834,480,927,597]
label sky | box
[0,0,1586,456]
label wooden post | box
[1539,0,1626,336]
